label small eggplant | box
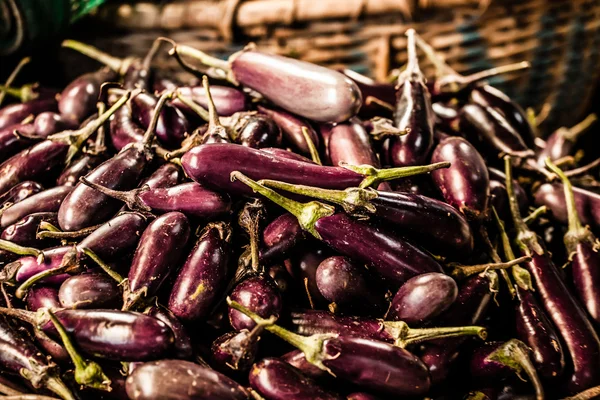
[534,182,600,230]
[56,153,107,187]
[259,213,307,265]
[0,97,58,131]
[0,181,43,206]
[125,211,190,310]
[229,275,282,331]
[172,43,361,123]
[257,105,320,155]
[141,163,181,189]
[262,147,315,164]
[33,112,76,138]
[168,222,232,322]
[249,358,343,400]
[227,112,282,149]
[58,272,121,309]
[388,272,458,325]
[58,68,117,124]
[26,286,60,311]
[0,185,72,228]
[536,114,597,167]
[172,84,248,117]
[125,359,250,400]
[0,123,38,163]
[109,104,144,151]
[1,212,58,248]
[144,304,193,360]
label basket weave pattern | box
[87,0,600,131]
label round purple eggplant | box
[228,112,282,149]
[229,275,282,331]
[249,358,343,400]
[127,360,250,399]
[388,272,458,325]
[58,272,121,309]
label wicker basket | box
[78,0,600,133]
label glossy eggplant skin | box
[173,85,248,117]
[388,272,458,325]
[128,212,191,298]
[321,335,431,396]
[230,113,282,149]
[534,183,600,228]
[571,241,600,325]
[56,154,106,186]
[145,305,193,360]
[168,222,232,322]
[259,213,306,264]
[1,212,58,248]
[58,145,149,231]
[12,246,73,285]
[316,256,385,313]
[137,182,232,218]
[125,359,250,400]
[468,341,517,380]
[229,276,283,331]
[33,112,76,138]
[249,358,343,400]
[257,106,320,155]
[231,50,361,123]
[131,92,189,148]
[342,69,396,119]
[514,287,565,379]
[371,191,473,256]
[431,136,489,219]
[0,181,43,205]
[419,272,496,385]
[470,85,536,149]
[40,309,174,361]
[0,123,37,163]
[181,143,363,196]
[110,105,144,151]
[26,286,61,311]
[314,213,443,288]
[141,163,181,189]
[58,273,121,309]
[289,248,329,306]
[262,147,315,164]
[281,349,329,380]
[0,185,72,228]
[59,69,117,124]
[522,250,600,393]
[0,97,58,130]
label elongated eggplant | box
[168,222,231,322]
[0,97,58,131]
[58,69,117,124]
[172,85,248,117]
[58,273,120,309]
[534,182,600,230]
[125,359,250,399]
[1,212,57,248]
[258,106,320,155]
[259,213,307,264]
[34,112,76,138]
[144,305,193,360]
[56,154,106,187]
[0,181,43,206]
[141,163,181,189]
[0,186,72,228]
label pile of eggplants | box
[0,28,599,400]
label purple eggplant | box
[1,212,57,247]
[182,143,447,196]
[229,300,430,396]
[341,69,396,119]
[33,112,76,138]
[0,181,43,205]
[259,179,473,257]
[259,213,306,264]
[249,358,343,400]
[289,248,329,307]
[316,256,385,314]
[536,114,597,167]
[0,185,72,228]
[58,91,171,231]
[0,97,58,131]
[1,307,174,361]
[131,91,190,148]
[0,316,75,399]
[431,135,490,220]
[81,180,231,219]
[419,270,498,385]
[125,211,190,310]
[172,85,247,117]
[168,222,231,322]
[109,105,144,151]
[6,246,74,285]
[26,286,60,311]
[258,105,320,155]
[469,339,543,400]
[56,153,106,187]
[229,275,282,331]
[58,68,117,124]
[0,123,39,163]
[262,147,315,164]
[387,29,434,167]
[226,112,282,149]
[125,359,250,399]
[141,163,181,189]
[505,156,600,393]
[172,43,361,123]
[534,182,600,230]
[291,309,485,347]
[58,272,120,309]
[144,304,193,360]
[0,91,130,196]
[281,349,330,381]
[233,172,443,288]
[388,272,457,325]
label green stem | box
[488,339,544,400]
[399,29,424,84]
[449,256,531,280]
[343,161,450,189]
[0,239,42,258]
[259,179,378,215]
[93,101,107,153]
[37,223,103,240]
[492,206,534,291]
[0,56,30,106]
[81,248,125,284]
[0,84,37,103]
[564,157,600,178]
[62,39,129,75]
[302,127,322,165]
[16,263,75,300]
[227,299,336,374]
[563,385,600,400]
[238,200,264,273]
[141,90,175,145]
[203,75,222,129]
[170,44,231,75]
[478,225,515,299]
[384,321,487,348]
[438,61,530,91]
[0,307,36,325]
[231,172,335,240]
[175,92,209,121]
[562,113,597,142]
[38,221,61,233]
[43,376,76,400]
[364,97,395,113]
[46,310,111,391]
[80,177,150,213]
[368,117,408,140]
[523,206,548,225]
[505,156,543,255]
